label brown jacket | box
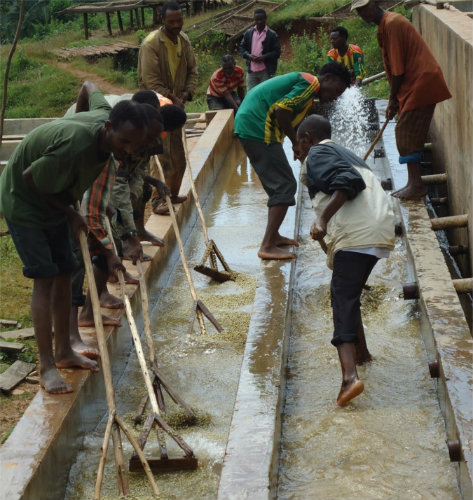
[138,27,198,99]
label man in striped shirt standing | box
[206,55,246,112]
[234,64,351,260]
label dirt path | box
[54,61,133,94]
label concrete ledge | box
[217,161,301,500]
[398,199,473,500]
[0,109,235,500]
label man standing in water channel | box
[297,114,395,406]
[352,0,451,200]
[234,63,351,260]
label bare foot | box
[108,271,139,285]
[170,195,187,204]
[71,338,101,359]
[275,235,299,247]
[336,378,364,407]
[78,313,122,328]
[56,351,99,372]
[391,184,427,200]
[153,202,171,215]
[100,290,124,309]
[137,229,165,247]
[258,246,297,260]
[40,367,73,394]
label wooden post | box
[431,214,468,231]
[141,7,145,26]
[117,11,124,32]
[83,13,89,40]
[152,6,158,26]
[135,9,140,28]
[129,9,134,27]
[106,12,112,36]
[421,173,448,184]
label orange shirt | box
[377,12,451,114]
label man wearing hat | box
[352,0,451,200]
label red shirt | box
[377,12,451,114]
[206,66,245,97]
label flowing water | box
[277,89,460,500]
[65,91,459,499]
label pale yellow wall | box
[413,4,472,273]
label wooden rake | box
[104,218,198,473]
[133,260,197,428]
[153,154,222,336]
[182,129,235,283]
[76,214,159,500]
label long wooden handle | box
[152,154,198,301]
[182,129,210,244]
[136,261,156,366]
[363,119,389,161]
[103,218,161,417]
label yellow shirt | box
[162,34,182,83]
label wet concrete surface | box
[276,192,460,500]
[65,139,300,499]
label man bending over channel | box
[234,63,351,260]
[297,114,395,406]
[0,86,163,394]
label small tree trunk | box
[0,0,26,142]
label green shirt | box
[0,92,111,228]
[234,72,320,144]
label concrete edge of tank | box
[397,199,473,500]
[0,109,235,500]
[217,168,302,500]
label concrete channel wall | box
[0,109,235,500]
[413,4,473,273]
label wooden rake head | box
[194,239,235,283]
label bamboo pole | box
[152,155,207,334]
[0,0,25,142]
[77,228,129,498]
[361,71,386,86]
[136,261,155,366]
[363,119,389,161]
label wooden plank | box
[0,328,35,341]
[0,340,25,353]
[0,319,19,327]
[0,361,36,392]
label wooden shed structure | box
[60,0,199,39]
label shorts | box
[395,105,436,157]
[239,138,297,207]
[6,218,78,279]
[330,250,379,346]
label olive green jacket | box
[138,27,198,100]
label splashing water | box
[329,86,372,157]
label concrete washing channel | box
[0,96,471,500]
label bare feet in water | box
[336,378,364,407]
[258,246,297,260]
[274,235,299,247]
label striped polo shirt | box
[234,72,320,144]
[206,66,245,97]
